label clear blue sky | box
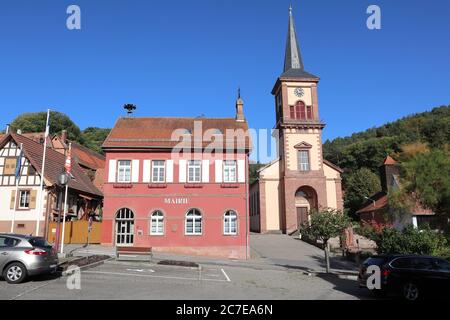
[1,0,449,143]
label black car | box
[358,254,450,300]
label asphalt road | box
[0,260,375,300]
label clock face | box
[294,87,305,97]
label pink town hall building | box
[101,97,252,259]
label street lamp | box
[55,171,69,254]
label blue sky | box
[1,0,449,145]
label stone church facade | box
[250,7,343,234]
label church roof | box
[383,155,397,165]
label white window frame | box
[223,210,238,235]
[187,160,202,183]
[298,150,310,172]
[223,160,237,183]
[151,160,166,183]
[185,209,202,235]
[18,190,31,209]
[150,211,164,235]
[117,160,132,183]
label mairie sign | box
[164,198,188,205]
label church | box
[250,7,344,234]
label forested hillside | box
[323,105,450,173]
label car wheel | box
[3,262,28,284]
[402,282,420,301]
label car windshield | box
[363,257,387,266]
[28,237,53,249]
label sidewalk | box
[62,235,359,276]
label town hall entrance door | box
[115,208,134,246]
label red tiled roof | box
[356,192,388,214]
[384,156,397,165]
[1,133,102,197]
[69,142,105,170]
[103,117,251,151]
[357,191,434,216]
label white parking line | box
[83,270,229,282]
[221,268,231,282]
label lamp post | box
[54,171,69,254]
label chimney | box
[235,88,245,122]
[5,124,10,134]
[61,130,67,144]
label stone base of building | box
[101,242,248,260]
[0,220,45,237]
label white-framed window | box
[223,160,237,183]
[150,211,164,235]
[19,190,30,209]
[185,209,202,235]
[117,160,132,183]
[152,160,165,183]
[223,210,237,235]
[298,150,310,171]
[187,160,201,183]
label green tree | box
[399,149,450,216]
[300,208,351,273]
[249,163,265,185]
[10,111,82,142]
[80,127,111,154]
[344,168,381,218]
[365,225,448,256]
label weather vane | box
[123,103,137,116]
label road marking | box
[221,268,231,282]
[83,270,229,282]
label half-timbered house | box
[0,133,103,237]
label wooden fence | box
[47,220,102,244]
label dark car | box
[0,233,58,284]
[358,254,450,300]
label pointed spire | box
[284,5,304,72]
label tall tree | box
[344,168,381,219]
[300,209,351,273]
[10,111,82,142]
[399,149,450,216]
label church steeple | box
[284,5,304,72]
[279,6,318,80]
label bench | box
[115,246,153,262]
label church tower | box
[249,6,343,235]
[271,6,341,233]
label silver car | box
[0,233,58,284]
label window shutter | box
[202,160,209,183]
[132,160,140,183]
[215,160,223,183]
[10,190,16,209]
[143,160,151,183]
[237,159,246,183]
[108,160,117,183]
[166,160,174,183]
[179,160,187,183]
[29,190,37,209]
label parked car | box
[0,233,58,284]
[358,254,450,300]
